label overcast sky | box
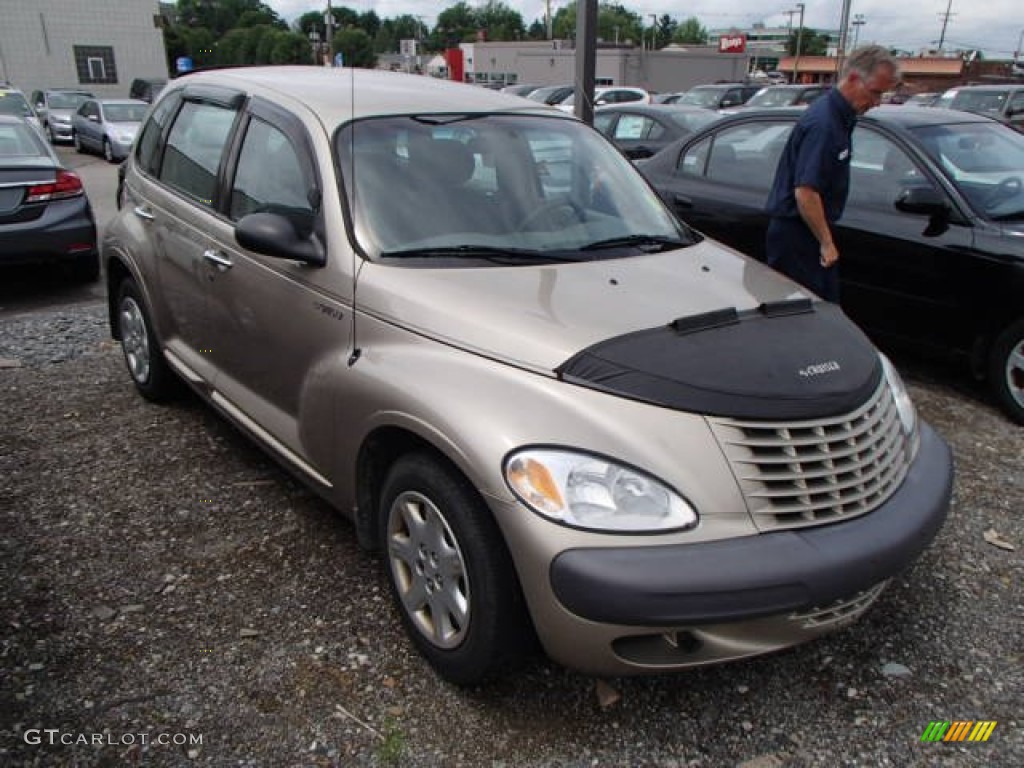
[266,0,1023,59]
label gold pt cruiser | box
[104,67,953,684]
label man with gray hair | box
[765,45,900,301]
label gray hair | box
[842,45,900,82]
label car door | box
[201,98,351,469]
[133,87,244,384]
[835,126,976,351]
[78,100,101,150]
[653,118,795,258]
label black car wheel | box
[116,278,176,402]
[379,453,532,685]
[989,318,1024,425]
[103,138,114,163]
[46,123,56,144]
[72,131,83,153]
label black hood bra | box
[557,300,882,420]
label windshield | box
[747,88,799,107]
[337,113,693,262]
[912,121,1024,220]
[951,90,1009,115]
[0,91,34,118]
[104,103,148,123]
[679,89,724,109]
[48,92,91,110]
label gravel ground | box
[1,301,1021,767]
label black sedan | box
[0,115,98,281]
[593,103,723,160]
[640,106,1024,423]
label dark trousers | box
[765,217,840,303]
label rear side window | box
[135,93,181,175]
[158,101,237,207]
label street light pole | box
[650,14,658,52]
[851,14,865,51]
[793,3,805,84]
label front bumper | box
[537,422,952,674]
[48,121,73,140]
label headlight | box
[504,448,698,532]
[117,133,134,143]
[881,354,917,436]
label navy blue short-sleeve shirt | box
[766,88,856,223]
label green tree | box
[551,2,643,46]
[333,27,376,68]
[176,0,283,39]
[476,1,525,42]
[788,28,828,56]
[673,16,707,45]
[655,14,677,49]
[435,2,479,46]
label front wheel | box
[988,318,1024,425]
[103,138,114,163]
[379,453,533,685]
[116,277,177,402]
[72,131,83,153]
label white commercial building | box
[0,0,168,96]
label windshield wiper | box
[378,245,587,263]
[579,234,689,252]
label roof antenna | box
[346,49,362,367]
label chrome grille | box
[709,379,915,532]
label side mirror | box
[894,185,948,216]
[595,98,608,106]
[88,114,99,122]
[235,212,325,266]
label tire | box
[115,277,177,402]
[988,318,1024,425]
[103,138,114,163]
[72,131,83,153]
[379,453,533,685]
[47,123,56,144]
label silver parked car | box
[104,67,952,684]
[72,98,148,162]
[30,88,93,143]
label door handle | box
[203,249,233,270]
[673,194,693,209]
[133,205,155,221]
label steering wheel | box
[517,199,586,231]
[988,176,1023,207]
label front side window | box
[614,115,662,141]
[230,118,314,229]
[848,128,928,210]
[337,114,691,261]
[0,90,35,118]
[158,101,237,207]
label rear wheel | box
[116,277,177,402]
[988,318,1024,424]
[379,453,533,685]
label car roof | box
[95,98,147,105]
[595,103,712,115]
[704,104,996,129]
[171,67,568,125]
[950,84,1023,92]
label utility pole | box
[650,14,658,52]
[545,0,552,40]
[324,0,334,65]
[851,14,865,51]
[793,3,805,84]
[836,0,852,77]
[937,0,955,52]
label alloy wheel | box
[119,296,151,384]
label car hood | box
[108,121,139,135]
[357,242,882,418]
[48,109,76,121]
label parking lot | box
[1,145,1021,766]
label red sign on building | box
[718,34,747,54]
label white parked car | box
[556,86,651,112]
